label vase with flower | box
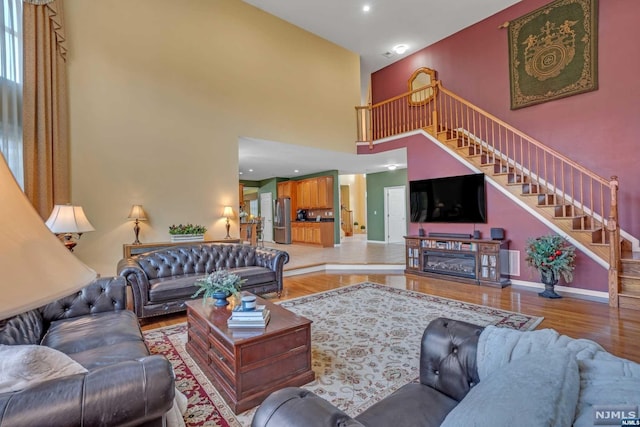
[192,269,246,307]
[525,234,576,298]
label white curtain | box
[0,0,23,188]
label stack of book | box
[227,304,270,328]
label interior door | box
[260,192,273,242]
[385,186,406,243]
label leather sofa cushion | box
[148,267,275,303]
[149,274,202,303]
[233,266,276,287]
[355,383,459,427]
[41,310,148,370]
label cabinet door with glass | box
[405,238,422,272]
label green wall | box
[366,169,408,241]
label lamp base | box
[225,220,231,239]
[133,220,142,245]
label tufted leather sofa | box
[0,277,175,427]
[117,243,289,319]
[251,317,483,427]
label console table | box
[404,236,510,288]
[123,239,241,258]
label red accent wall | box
[371,0,640,238]
[359,133,606,291]
[362,0,640,292]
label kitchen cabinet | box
[277,181,297,220]
[295,176,334,209]
[291,222,334,247]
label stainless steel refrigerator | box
[274,197,291,244]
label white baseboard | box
[510,279,609,303]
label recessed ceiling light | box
[387,165,397,170]
[363,4,370,12]
[239,171,243,175]
[249,169,253,172]
[294,169,299,173]
[393,44,409,55]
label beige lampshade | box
[45,205,96,234]
[0,154,97,320]
[222,206,234,218]
[127,204,147,221]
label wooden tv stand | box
[404,236,510,288]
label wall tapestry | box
[508,0,598,110]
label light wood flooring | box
[144,237,640,363]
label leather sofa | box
[117,243,289,319]
[0,277,175,427]
[253,316,640,427]
[252,317,483,427]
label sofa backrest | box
[0,310,45,345]
[135,244,258,280]
[419,317,483,402]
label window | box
[0,0,23,187]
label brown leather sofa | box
[117,243,289,319]
[251,317,483,427]
[0,277,175,427]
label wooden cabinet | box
[404,236,510,288]
[406,238,422,272]
[316,176,333,208]
[294,176,334,209]
[277,181,295,198]
[291,222,334,247]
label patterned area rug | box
[143,282,543,427]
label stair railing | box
[356,80,620,307]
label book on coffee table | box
[231,305,266,317]
[227,309,270,328]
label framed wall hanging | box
[508,0,598,110]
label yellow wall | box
[65,0,360,275]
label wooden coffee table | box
[185,295,315,414]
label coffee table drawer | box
[239,326,309,365]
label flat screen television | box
[410,173,487,223]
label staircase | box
[356,80,640,310]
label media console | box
[404,236,511,288]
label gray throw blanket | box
[477,326,640,426]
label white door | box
[260,192,273,242]
[384,186,406,243]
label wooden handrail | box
[436,84,610,187]
[356,80,621,306]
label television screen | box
[410,173,487,223]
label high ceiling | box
[238,0,522,181]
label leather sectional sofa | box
[252,317,484,427]
[0,277,175,427]
[253,316,640,427]
[117,243,289,319]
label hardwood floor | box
[143,271,640,363]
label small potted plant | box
[525,234,576,299]
[168,223,207,242]
[192,269,246,307]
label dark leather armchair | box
[251,318,483,427]
[0,277,175,427]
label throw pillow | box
[440,349,580,427]
[0,344,88,393]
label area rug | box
[143,282,543,427]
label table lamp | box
[0,153,96,320]
[45,204,96,252]
[127,204,147,244]
[222,206,234,239]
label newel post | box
[607,175,620,308]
